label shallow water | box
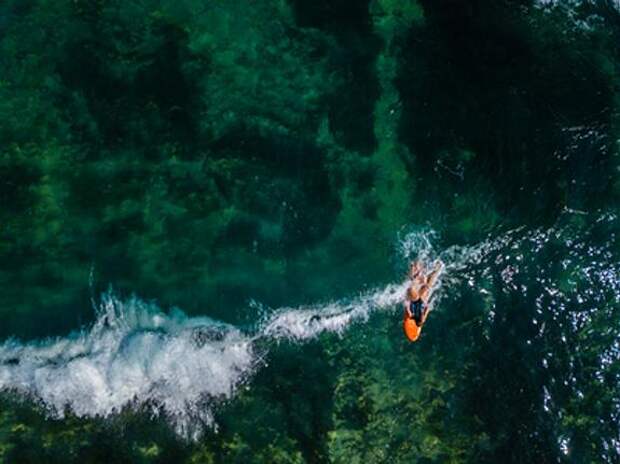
[1,0,620,462]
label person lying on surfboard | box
[403,260,443,342]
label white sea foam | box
[0,283,414,439]
[2,215,617,440]
[0,231,442,439]
[535,0,620,31]
[261,282,408,341]
[0,294,256,440]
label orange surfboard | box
[403,312,422,342]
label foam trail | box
[0,294,256,440]
[2,215,617,441]
[261,282,408,341]
[0,229,451,439]
[0,284,412,439]
[0,230,442,440]
[260,228,443,341]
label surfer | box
[403,260,443,342]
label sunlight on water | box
[1,211,618,441]
[437,211,620,458]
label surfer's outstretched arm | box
[425,261,443,287]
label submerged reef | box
[1,0,619,462]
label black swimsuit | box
[409,299,424,325]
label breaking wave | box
[1,211,618,441]
[0,282,413,440]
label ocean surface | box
[1,0,619,462]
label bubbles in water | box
[1,213,618,442]
[0,293,256,440]
[0,279,414,439]
[261,282,408,341]
[0,230,441,439]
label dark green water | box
[1,0,620,462]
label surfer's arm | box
[425,262,443,287]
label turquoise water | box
[1,0,620,462]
